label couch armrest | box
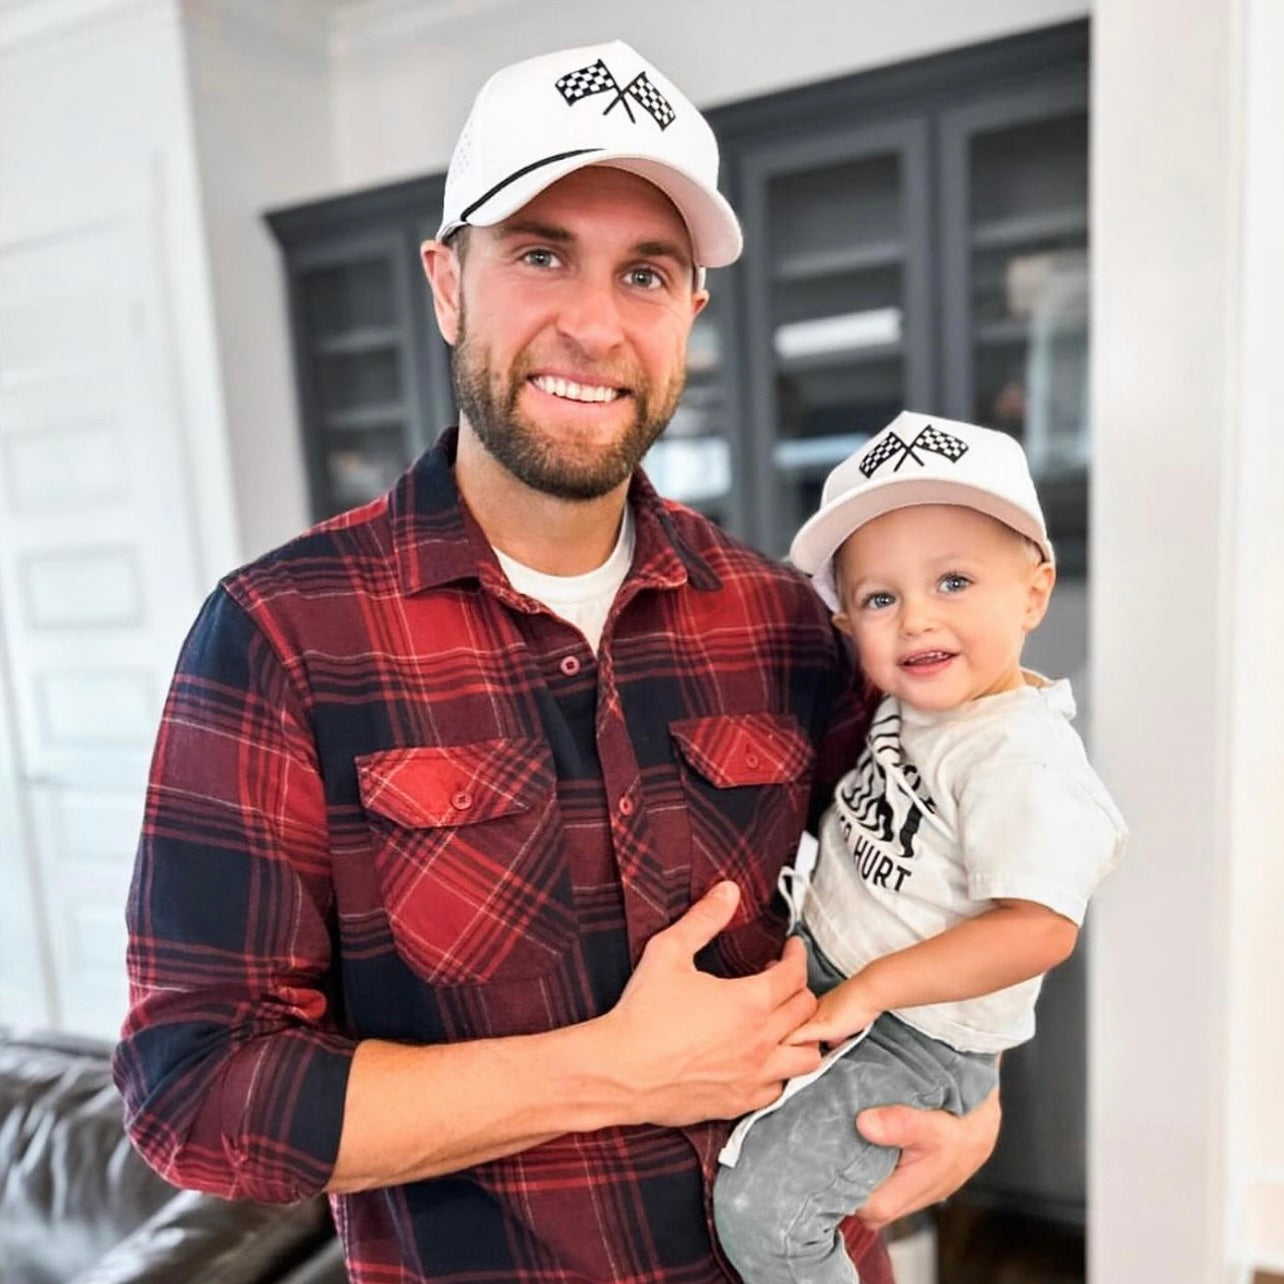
[273,1235,349,1284]
[69,1188,333,1284]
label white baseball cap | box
[789,411,1055,611]
[435,40,743,269]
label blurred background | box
[0,2,1280,1282]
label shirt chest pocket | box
[356,738,576,987]
[669,712,815,933]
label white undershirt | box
[493,508,636,653]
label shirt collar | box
[390,427,721,598]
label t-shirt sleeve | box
[957,759,1128,925]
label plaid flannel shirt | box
[114,430,888,1284]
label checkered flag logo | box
[859,425,970,477]
[554,59,677,130]
[859,432,908,478]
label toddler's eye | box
[940,574,971,593]
[862,591,895,610]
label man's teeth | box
[531,375,622,403]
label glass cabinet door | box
[941,81,1090,571]
[642,278,738,530]
[737,119,933,557]
[290,229,431,517]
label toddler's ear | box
[832,611,855,638]
[1024,561,1057,630]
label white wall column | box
[179,0,336,559]
[1090,0,1284,1278]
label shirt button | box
[560,655,581,676]
[451,790,473,811]
[618,794,635,817]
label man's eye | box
[522,248,558,268]
[940,574,971,593]
[627,266,664,290]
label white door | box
[0,208,210,1038]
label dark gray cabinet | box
[268,177,452,519]
[267,19,1092,1232]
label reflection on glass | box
[967,112,1089,478]
[966,108,1090,571]
[764,152,911,553]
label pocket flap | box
[356,738,544,828]
[669,713,814,788]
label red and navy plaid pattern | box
[114,430,888,1284]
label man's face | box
[433,167,708,501]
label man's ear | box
[1024,561,1057,631]
[421,240,462,346]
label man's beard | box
[450,304,687,502]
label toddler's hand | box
[786,975,881,1046]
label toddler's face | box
[832,504,1055,712]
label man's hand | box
[602,881,824,1127]
[853,1086,1001,1229]
[786,973,881,1046]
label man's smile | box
[529,373,627,403]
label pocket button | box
[451,789,473,811]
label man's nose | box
[555,272,626,357]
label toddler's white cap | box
[790,411,1054,611]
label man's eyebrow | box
[496,219,574,244]
[634,239,693,271]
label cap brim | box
[436,150,743,269]
[789,477,1055,610]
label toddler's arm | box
[787,900,1077,1045]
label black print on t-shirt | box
[835,712,936,894]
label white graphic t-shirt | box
[802,676,1127,1054]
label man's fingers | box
[757,984,818,1048]
[763,1042,823,1083]
[855,1102,942,1150]
[855,1096,1000,1229]
[752,934,810,1006]
[652,882,740,958]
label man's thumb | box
[665,881,740,954]
[856,1103,926,1147]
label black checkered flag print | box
[623,71,676,130]
[859,424,970,476]
[859,432,908,478]
[555,59,620,106]
[913,425,969,463]
[555,60,677,130]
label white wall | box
[1090,0,1284,1278]
[0,0,242,1036]
[331,0,1089,190]
[180,0,336,559]
[1226,0,1284,1268]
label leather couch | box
[0,1029,348,1283]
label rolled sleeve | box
[114,587,356,1202]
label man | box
[114,41,998,1283]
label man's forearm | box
[328,1018,630,1192]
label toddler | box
[712,411,1127,1283]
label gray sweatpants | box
[713,929,997,1284]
